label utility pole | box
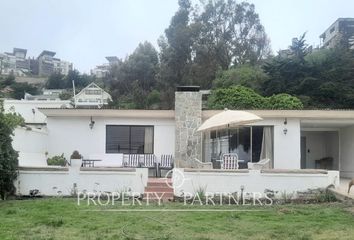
[72,80,76,108]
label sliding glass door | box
[203,126,273,165]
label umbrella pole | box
[228,124,230,153]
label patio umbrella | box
[197,110,263,132]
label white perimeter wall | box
[46,116,175,166]
[16,163,149,196]
[251,118,301,169]
[339,126,354,178]
[174,168,339,196]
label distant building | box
[320,18,354,49]
[37,50,56,76]
[0,48,73,76]
[73,82,112,108]
[90,56,120,78]
[90,64,109,78]
[23,89,64,101]
[0,48,31,76]
[53,58,72,75]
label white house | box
[3,99,72,129]
[11,87,354,197]
[73,83,112,108]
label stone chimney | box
[174,86,202,168]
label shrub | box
[208,85,304,110]
[208,86,267,109]
[47,154,67,166]
[267,93,304,110]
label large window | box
[203,126,273,163]
[106,125,154,154]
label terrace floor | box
[332,178,354,200]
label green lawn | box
[0,198,353,240]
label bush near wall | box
[208,86,303,110]
[47,154,67,167]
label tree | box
[263,33,311,96]
[59,91,73,100]
[0,100,24,200]
[3,74,15,86]
[263,33,354,108]
[158,0,195,108]
[107,42,159,109]
[289,33,309,62]
[188,0,271,88]
[158,0,270,107]
[65,70,91,88]
[46,72,65,89]
[212,65,268,92]
[10,82,39,100]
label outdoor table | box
[81,159,102,167]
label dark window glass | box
[106,125,153,154]
[130,126,145,154]
[252,126,264,162]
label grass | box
[0,198,353,240]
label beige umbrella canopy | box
[197,110,263,132]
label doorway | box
[300,131,339,170]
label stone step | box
[143,198,173,202]
[147,178,172,183]
[146,182,173,187]
[143,192,174,199]
[145,186,174,192]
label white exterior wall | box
[251,118,301,169]
[47,116,175,166]
[4,100,71,124]
[13,127,48,166]
[339,126,354,178]
[174,168,339,196]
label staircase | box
[143,178,174,202]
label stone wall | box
[175,91,203,168]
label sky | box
[1,0,353,73]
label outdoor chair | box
[158,154,174,177]
[247,158,271,170]
[123,154,140,168]
[140,154,158,177]
[220,153,239,170]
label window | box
[106,125,154,154]
[85,89,101,95]
[203,126,273,163]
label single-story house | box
[12,87,354,197]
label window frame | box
[105,125,154,154]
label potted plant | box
[70,150,82,167]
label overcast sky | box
[1,0,353,73]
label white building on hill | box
[73,82,112,108]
